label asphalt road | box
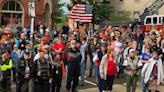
[11,58,127,92]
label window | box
[153,17,157,24]
[1,1,23,29]
[134,19,139,21]
[146,18,151,24]
[162,17,164,24]
[159,17,162,24]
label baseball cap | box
[105,29,109,32]
[75,28,79,32]
[152,39,157,43]
[1,35,8,39]
[43,36,49,40]
[7,31,12,34]
[152,32,156,35]
[34,31,38,34]
[145,45,150,49]
[101,43,107,47]
[102,34,107,40]
[119,25,123,29]
[129,49,135,53]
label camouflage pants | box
[0,78,11,92]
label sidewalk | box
[78,81,164,92]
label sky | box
[61,0,69,14]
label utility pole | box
[29,0,35,59]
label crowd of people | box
[0,21,164,92]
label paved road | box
[11,58,127,92]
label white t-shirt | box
[111,41,124,58]
[111,41,124,53]
[39,29,44,35]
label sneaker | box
[155,90,160,92]
[88,74,91,77]
[148,90,151,92]
[72,89,78,92]
[81,84,84,86]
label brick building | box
[0,0,55,32]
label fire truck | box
[102,0,164,33]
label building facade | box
[109,0,164,21]
[0,0,55,32]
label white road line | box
[79,77,97,86]
[84,80,97,86]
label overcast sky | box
[61,0,69,14]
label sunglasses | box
[44,48,49,50]
[71,43,76,44]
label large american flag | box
[67,4,94,23]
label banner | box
[28,2,36,17]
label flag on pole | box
[67,4,94,23]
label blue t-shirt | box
[140,52,152,67]
[17,26,22,33]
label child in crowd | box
[142,51,164,92]
[51,52,65,92]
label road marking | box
[84,80,97,86]
[79,77,97,86]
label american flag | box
[67,4,94,23]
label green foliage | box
[54,0,66,26]
[67,0,114,25]
[55,14,68,28]
[110,10,132,21]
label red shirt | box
[107,54,117,75]
[54,43,66,60]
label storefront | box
[0,1,24,30]
[0,0,55,34]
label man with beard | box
[1,35,12,53]
[63,40,81,92]
[16,50,34,92]
[7,31,15,50]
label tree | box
[56,14,69,28]
[110,10,132,21]
[54,0,66,26]
[67,0,114,25]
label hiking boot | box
[72,89,78,92]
